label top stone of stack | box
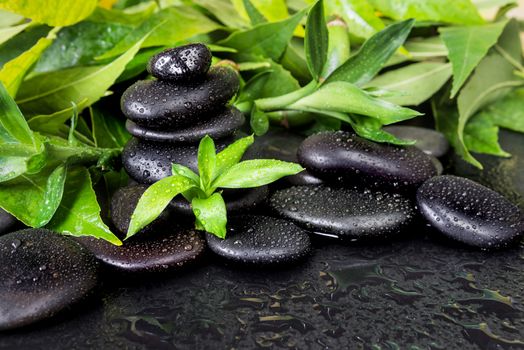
[147,43,212,81]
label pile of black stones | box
[0,44,522,331]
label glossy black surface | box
[383,125,450,157]
[147,44,212,81]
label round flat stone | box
[121,66,240,129]
[170,186,269,216]
[0,229,99,331]
[122,137,232,184]
[206,215,311,265]
[383,126,450,157]
[147,43,212,81]
[0,208,19,236]
[297,131,437,191]
[269,185,416,239]
[417,175,523,249]
[76,228,206,273]
[125,107,244,143]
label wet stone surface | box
[147,43,212,81]
[206,215,311,265]
[121,66,239,129]
[298,131,437,191]
[270,185,417,240]
[1,236,522,349]
[0,208,19,236]
[417,175,523,249]
[0,229,99,331]
[125,107,244,143]
[384,125,450,158]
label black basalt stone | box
[122,137,232,184]
[125,107,244,143]
[121,66,240,129]
[0,208,19,236]
[76,228,206,273]
[0,229,99,331]
[147,43,212,81]
[297,131,437,191]
[269,185,416,240]
[416,175,523,249]
[206,215,311,265]
[169,186,269,216]
[383,126,450,158]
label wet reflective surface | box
[1,234,523,349]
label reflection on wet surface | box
[1,235,523,350]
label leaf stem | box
[265,110,315,128]
[255,80,318,111]
[495,44,524,72]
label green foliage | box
[304,0,327,81]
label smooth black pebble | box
[417,175,523,249]
[298,131,437,190]
[206,215,311,265]
[269,185,416,240]
[125,107,244,143]
[0,229,99,331]
[122,137,231,184]
[170,186,269,216]
[147,43,212,81]
[121,66,240,129]
[383,126,450,157]
[0,208,19,236]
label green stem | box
[266,110,315,128]
[255,80,318,111]
[495,44,524,72]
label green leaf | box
[0,0,98,26]
[97,7,221,59]
[289,81,421,125]
[0,25,49,69]
[463,112,509,157]
[325,19,415,86]
[192,193,227,239]
[472,0,516,10]
[197,135,216,189]
[250,105,269,136]
[0,164,66,227]
[321,18,350,79]
[439,20,508,97]
[215,135,255,176]
[90,106,130,149]
[33,21,133,74]
[0,22,30,46]
[89,1,157,26]
[0,9,24,27]
[212,159,303,188]
[172,163,200,184]
[16,26,149,116]
[242,0,267,25]
[349,114,416,145]
[325,0,385,40]
[27,98,89,135]
[305,0,327,81]
[232,0,291,23]
[126,175,195,239]
[482,88,524,133]
[46,166,121,245]
[368,0,484,25]
[218,7,308,61]
[0,82,36,148]
[365,62,452,106]
[194,0,247,29]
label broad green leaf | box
[97,7,221,59]
[126,175,195,238]
[472,0,516,10]
[34,21,133,73]
[387,36,449,66]
[232,0,289,22]
[0,0,98,26]
[192,193,227,239]
[198,135,216,189]
[193,0,248,29]
[0,164,66,227]
[46,166,121,245]
[0,34,54,97]
[16,28,148,116]
[493,19,523,71]
[289,81,421,125]
[90,106,130,149]
[321,17,350,79]
[368,0,484,25]
[250,105,269,136]
[27,98,89,135]
[0,25,48,69]
[281,38,311,83]
[350,114,416,145]
[482,88,524,133]
[212,159,303,188]
[0,156,27,182]
[215,135,255,176]
[88,1,157,26]
[0,82,35,148]
[325,19,414,86]
[325,0,385,40]
[0,9,23,27]
[218,7,307,61]
[0,22,30,45]
[365,62,452,106]
[238,61,271,71]
[439,20,508,97]
[464,112,509,156]
[242,0,267,25]
[172,163,200,184]
[305,0,328,81]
